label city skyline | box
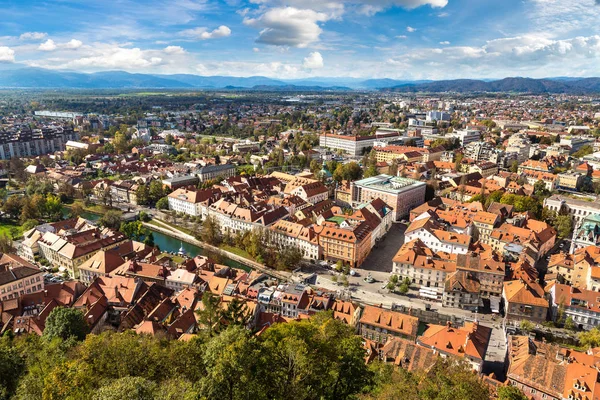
[1,0,600,79]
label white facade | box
[405,228,470,255]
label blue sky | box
[1,0,599,79]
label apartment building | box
[317,222,373,268]
[351,174,426,221]
[270,220,320,260]
[0,125,78,160]
[502,279,548,324]
[197,163,236,182]
[359,305,419,343]
[405,216,471,255]
[544,195,600,224]
[0,254,44,301]
[548,283,600,330]
[417,321,491,372]
[319,132,402,156]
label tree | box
[519,319,534,333]
[148,181,166,204]
[135,184,150,206]
[21,219,38,232]
[201,215,221,246]
[275,245,302,271]
[498,386,528,400]
[509,160,519,173]
[44,307,89,342]
[196,292,223,337]
[364,165,379,178]
[0,336,25,400]
[579,327,600,348]
[564,316,576,331]
[2,195,23,219]
[94,376,156,400]
[554,215,573,239]
[533,180,549,197]
[0,234,14,253]
[200,327,257,400]
[70,203,85,219]
[156,197,169,210]
[221,298,251,328]
[99,210,122,230]
[398,283,409,294]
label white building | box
[448,129,481,146]
[167,189,204,217]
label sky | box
[0,0,599,80]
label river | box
[60,206,251,271]
[150,229,251,272]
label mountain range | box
[0,67,599,93]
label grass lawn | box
[152,218,194,236]
[70,199,118,215]
[0,220,25,239]
[219,244,255,261]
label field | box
[0,220,25,239]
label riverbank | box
[143,220,291,281]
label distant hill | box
[385,77,600,94]
[0,67,599,92]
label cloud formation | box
[180,26,231,40]
[244,7,328,47]
[0,47,15,63]
[19,32,47,41]
[303,51,324,68]
[38,39,57,51]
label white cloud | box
[303,51,324,69]
[61,47,165,69]
[39,39,57,51]
[19,32,47,41]
[250,0,447,17]
[65,39,83,49]
[164,45,186,54]
[253,47,260,52]
[439,41,450,45]
[406,26,417,32]
[244,7,329,47]
[396,35,407,39]
[180,25,231,40]
[196,60,302,78]
[0,47,15,63]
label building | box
[507,336,600,400]
[162,175,199,190]
[502,279,548,324]
[0,254,44,301]
[548,283,600,330]
[571,214,600,253]
[359,305,419,343]
[544,195,600,224]
[270,220,320,260]
[442,271,481,311]
[319,132,402,156]
[167,188,217,217]
[318,222,373,268]
[77,250,126,284]
[557,171,586,191]
[351,174,426,221]
[404,216,471,255]
[197,164,236,182]
[291,181,329,205]
[463,141,505,165]
[455,253,505,298]
[0,125,79,160]
[448,129,481,146]
[417,321,491,372]
[392,239,456,297]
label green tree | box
[498,386,528,400]
[2,195,23,219]
[148,181,166,204]
[519,319,534,333]
[579,327,600,348]
[398,283,409,294]
[364,165,379,178]
[156,197,169,210]
[70,203,85,219]
[554,215,573,239]
[196,292,223,337]
[135,184,150,206]
[509,160,519,173]
[94,376,156,400]
[44,307,89,342]
[201,215,222,246]
[0,336,25,400]
[200,327,257,400]
[99,210,123,230]
[564,316,576,331]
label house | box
[404,216,471,255]
[548,283,600,330]
[417,321,491,372]
[358,305,419,343]
[0,254,44,301]
[77,249,125,284]
[317,222,373,268]
[291,181,329,205]
[506,336,600,400]
[442,270,481,311]
[502,279,548,324]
